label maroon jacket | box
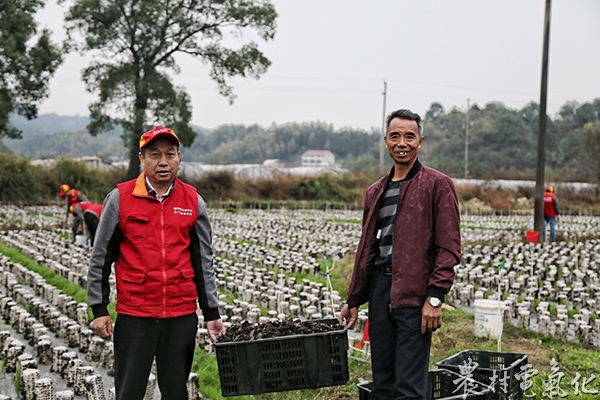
[346,161,461,309]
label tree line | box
[175,98,600,182]
[3,97,600,183]
[422,99,600,181]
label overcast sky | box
[36,0,600,132]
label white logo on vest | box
[173,207,193,216]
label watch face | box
[429,297,441,307]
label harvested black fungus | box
[216,319,343,343]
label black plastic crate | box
[436,350,528,400]
[358,369,493,400]
[215,318,349,397]
[429,369,494,400]
[358,381,372,400]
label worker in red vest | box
[543,186,559,242]
[72,202,103,246]
[59,184,90,239]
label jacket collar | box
[387,159,422,183]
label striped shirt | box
[373,180,401,267]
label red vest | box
[115,175,199,318]
[67,190,83,207]
[79,202,103,217]
[543,192,557,218]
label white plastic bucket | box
[473,299,505,339]
[75,235,86,246]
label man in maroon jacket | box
[338,109,461,399]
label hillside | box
[2,114,210,161]
[3,114,125,160]
[8,113,91,137]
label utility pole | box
[534,0,552,235]
[465,98,470,179]
[379,80,387,172]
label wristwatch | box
[427,296,442,308]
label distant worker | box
[543,185,559,242]
[59,184,90,239]
[72,202,103,246]
[68,204,84,240]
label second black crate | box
[358,369,493,400]
[436,349,528,400]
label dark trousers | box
[83,212,99,245]
[368,268,431,400]
[114,313,198,400]
[72,215,84,238]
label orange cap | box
[59,184,71,197]
[545,186,554,193]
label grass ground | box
[218,307,600,400]
[198,253,600,399]
[2,242,600,399]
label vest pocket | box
[125,214,149,240]
[118,270,146,306]
[180,268,197,301]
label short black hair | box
[385,109,424,137]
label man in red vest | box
[543,185,559,242]
[87,126,225,400]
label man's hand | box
[90,315,113,338]
[421,302,442,334]
[337,303,359,329]
[207,319,226,342]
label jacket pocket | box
[118,270,146,306]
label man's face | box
[385,118,423,167]
[139,138,181,187]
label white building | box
[30,156,114,171]
[301,150,335,167]
[77,156,114,171]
